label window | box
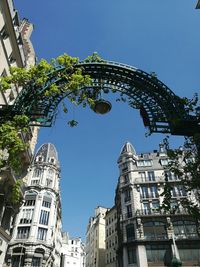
[17,227,30,239]
[42,200,51,208]
[126,205,132,218]
[143,202,151,214]
[150,185,158,198]
[37,227,47,240]
[12,255,24,267]
[148,171,155,181]
[146,244,171,264]
[160,159,169,166]
[139,172,146,181]
[126,224,135,242]
[24,193,37,206]
[31,179,39,185]
[177,243,200,262]
[24,199,35,206]
[127,247,136,264]
[141,186,149,198]
[173,220,198,239]
[164,171,177,181]
[124,189,131,202]
[33,168,43,178]
[32,257,41,267]
[143,221,167,240]
[39,210,49,225]
[137,160,152,167]
[20,209,34,224]
[124,174,129,183]
[176,185,187,197]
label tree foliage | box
[160,95,200,218]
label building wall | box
[6,143,62,267]
[105,206,118,267]
[61,232,85,267]
[85,206,108,267]
[115,142,200,267]
[0,1,38,266]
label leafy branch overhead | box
[0,53,106,172]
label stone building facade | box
[61,232,85,267]
[6,143,62,267]
[115,142,200,267]
[85,206,108,267]
[0,1,38,266]
[105,206,118,267]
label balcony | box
[134,176,180,184]
[144,234,168,241]
[121,208,188,220]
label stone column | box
[136,245,148,267]
[29,193,42,241]
[122,246,128,267]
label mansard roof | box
[120,142,136,155]
[34,143,59,165]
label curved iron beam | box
[3,61,199,136]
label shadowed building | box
[0,1,38,266]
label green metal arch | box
[5,61,200,136]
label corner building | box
[115,142,200,267]
[6,143,62,267]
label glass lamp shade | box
[93,99,112,115]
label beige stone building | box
[85,206,108,267]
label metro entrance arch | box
[0,60,199,136]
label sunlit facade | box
[61,232,85,267]
[85,206,108,267]
[115,142,200,267]
[105,206,118,267]
[6,144,62,267]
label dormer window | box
[160,159,169,166]
[137,160,152,167]
[38,156,43,162]
[49,157,55,164]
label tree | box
[160,95,200,218]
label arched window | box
[143,221,167,240]
[126,224,135,242]
[42,193,52,208]
[24,191,37,206]
[12,247,25,267]
[173,220,198,239]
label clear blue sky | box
[15,0,200,240]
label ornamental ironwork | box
[0,61,199,136]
